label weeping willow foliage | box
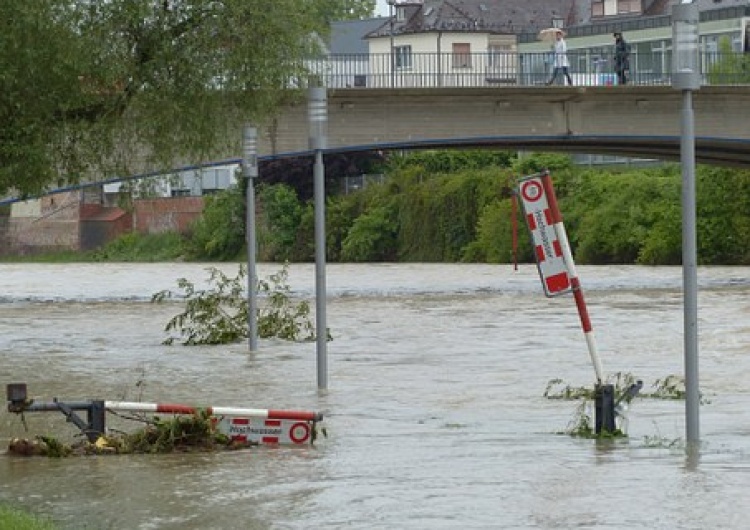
[0,0,373,197]
[396,169,508,261]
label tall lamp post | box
[242,124,258,352]
[672,0,701,446]
[308,85,328,390]
[387,0,396,88]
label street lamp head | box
[386,0,396,5]
[671,1,700,90]
[308,87,327,151]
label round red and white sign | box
[289,422,311,444]
[521,180,543,202]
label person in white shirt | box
[546,30,573,86]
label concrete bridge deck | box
[259,86,750,167]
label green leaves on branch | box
[152,264,320,345]
[543,373,700,402]
[544,373,711,439]
[0,0,374,197]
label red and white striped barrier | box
[104,401,321,422]
[104,401,322,445]
[518,171,604,384]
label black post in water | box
[88,400,106,442]
[595,384,616,434]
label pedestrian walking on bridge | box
[613,32,631,85]
[546,30,573,86]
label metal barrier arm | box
[6,383,323,446]
[615,380,644,416]
[54,400,91,435]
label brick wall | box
[133,197,204,235]
[2,194,206,255]
[7,191,80,254]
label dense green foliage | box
[9,150,749,266]
[0,0,373,197]
[185,185,247,261]
[707,37,750,85]
[257,183,306,261]
[251,150,750,266]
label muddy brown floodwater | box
[1,263,750,529]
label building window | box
[618,0,641,14]
[395,45,412,68]
[452,43,472,68]
[592,0,640,17]
[488,44,511,68]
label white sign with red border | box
[518,175,572,297]
[215,417,312,445]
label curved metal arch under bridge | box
[261,86,750,167]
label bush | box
[341,205,398,261]
[185,187,246,261]
[257,183,304,261]
[152,264,319,345]
[92,232,186,262]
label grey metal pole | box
[389,0,395,88]
[671,1,701,446]
[681,90,700,444]
[309,86,328,390]
[242,125,259,352]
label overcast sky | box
[374,0,389,17]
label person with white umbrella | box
[545,30,573,86]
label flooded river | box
[1,263,750,529]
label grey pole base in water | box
[243,125,259,352]
[314,150,327,390]
[309,86,328,390]
[672,0,700,447]
[681,90,700,445]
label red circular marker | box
[289,422,311,444]
[521,180,543,202]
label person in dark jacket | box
[613,32,630,85]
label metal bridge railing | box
[306,51,750,89]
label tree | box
[0,0,374,197]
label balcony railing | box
[305,51,750,89]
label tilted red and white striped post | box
[518,171,604,384]
[539,171,604,384]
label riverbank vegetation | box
[192,150,749,266]
[0,505,57,530]
[4,150,750,266]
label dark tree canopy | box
[0,0,374,197]
[260,151,386,201]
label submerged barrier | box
[6,383,323,446]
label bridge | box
[259,86,750,167]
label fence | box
[308,51,750,89]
